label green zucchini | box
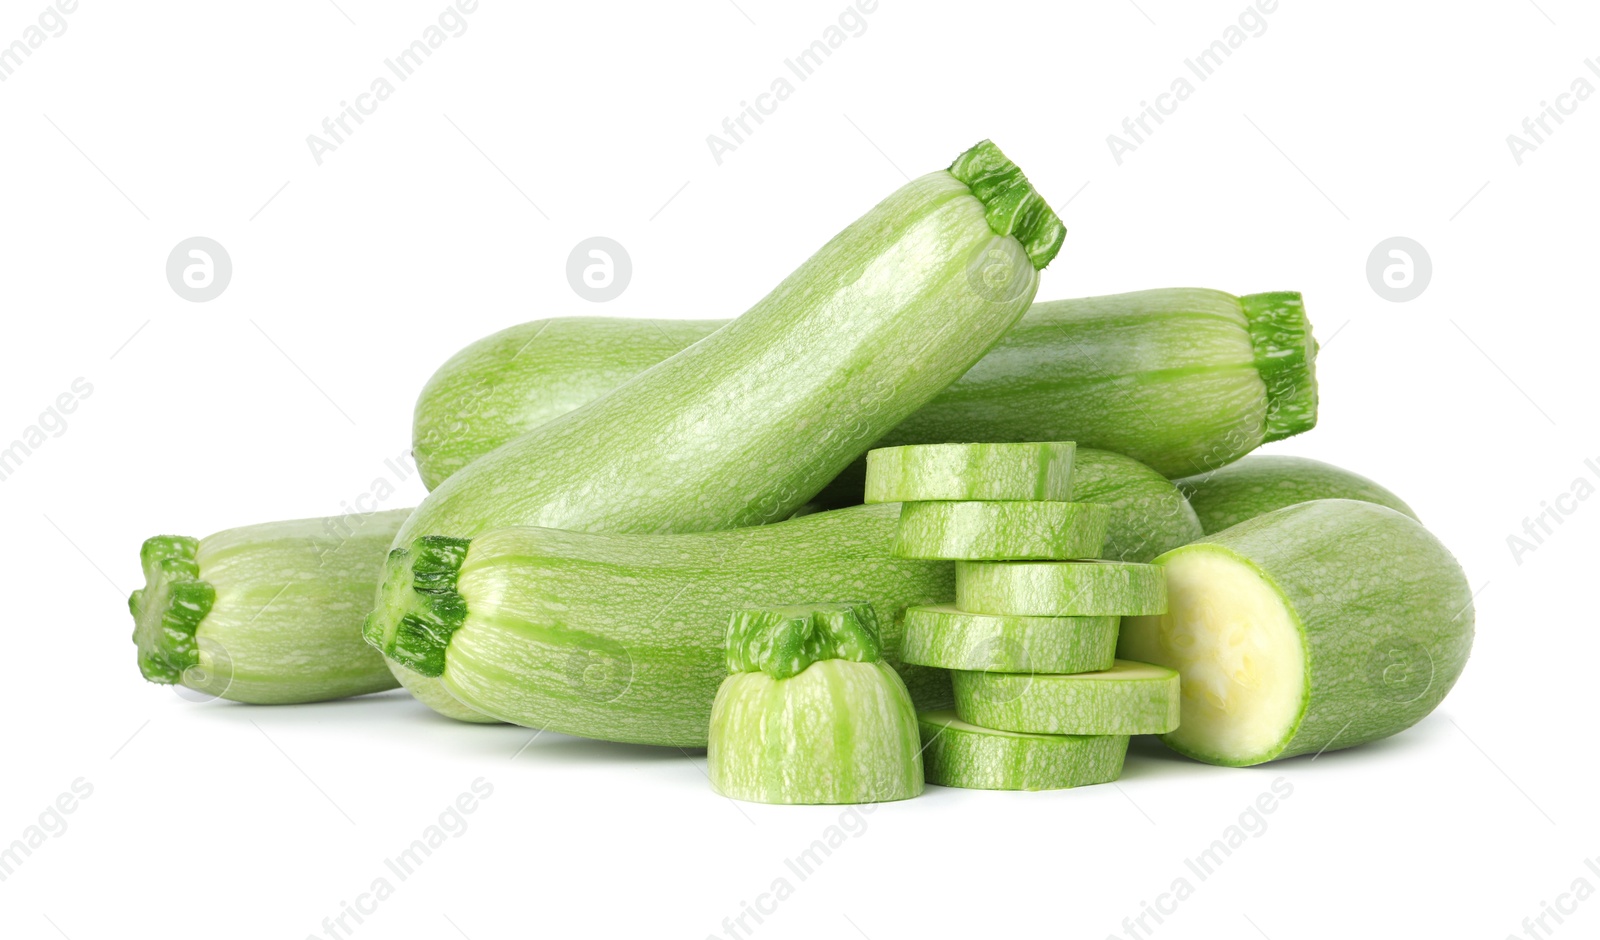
[865,442,1076,503]
[1072,448,1204,562]
[900,604,1117,673]
[366,504,956,746]
[951,660,1181,735]
[709,603,923,804]
[918,709,1128,790]
[1175,454,1418,534]
[129,511,408,704]
[369,140,1063,719]
[892,500,1109,561]
[412,288,1318,489]
[1117,499,1473,766]
[956,560,1167,617]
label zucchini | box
[129,511,408,704]
[892,500,1109,561]
[918,709,1128,791]
[900,604,1117,673]
[956,560,1167,617]
[1175,454,1418,534]
[366,504,956,746]
[709,604,923,804]
[1072,448,1204,562]
[412,288,1318,488]
[1117,499,1473,766]
[865,442,1076,503]
[370,140,1063,718]
[951,660,1181,735]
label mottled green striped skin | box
[918,710,1128,790]
[865,442,1076,503]
[376,145,1057,716]
[1175,455,1418,534]
[956,560,1167,617]
[892,500,1109,561]
[900,605,1117,673]
[711,660,923,804]
[420,504,957,746]
[1125,499,1473,766]
[131,511,409,704]
[1072,449,1203,562]
[951,661,1181,735]
[412,288,1319,493]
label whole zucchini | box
[1175,454,1418,534]
[369,140,1064,720]
[369,504,956,746]
[413,289,1317,486]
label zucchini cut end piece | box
[1239,291,1318,443]
[1118,544,1308,766]
[130,535,216,685]
[948,140,1066,270]
[363,535,473,678]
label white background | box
[1,1,1595,938]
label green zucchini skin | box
[900,605,1117,673]
[377,504,958,746]
[918,710,1128,790]
[372,142,1059,715]
[865,442,1076,503]
[892,500,1109,561]
[1072,448,1203,562]
[129,511,409,704]
[950,661,1181,735]
[1175,454,1418,534]
[1122,499,1473,765]
[412,288,1318,489]
[712,660,923,804]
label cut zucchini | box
[900,604,1117,674]
[1072,448,1203,563]
[1118,499,1472,766]
[951,660,1181,735]
[918,710,1128,790]
[892,500,1108,561]
[1175,454,1419,534]
[956,560,1166,616]
[709,603,923,805]
[865,442,1076,503]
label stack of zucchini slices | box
[871,442,1181,791]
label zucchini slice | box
[1175,454,1418,534]
[951,660,1181,735]
[892,500,1108,561]
[900,604,1117,674]
[918,709,1128,790]
[1118,499,1473,766]
[709,604,923,804]
[865,442,1076,503]
[956,560,1167,617]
